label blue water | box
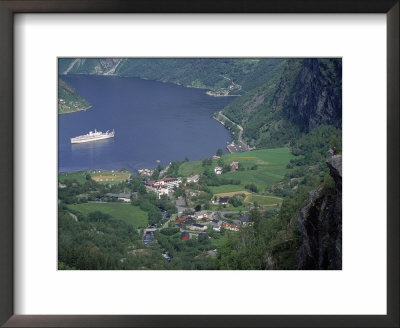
[58,75,234,172]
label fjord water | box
[58,75,234,172]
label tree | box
[223,164,231,173]
[228,196,243,207]
[245,183,258,193]
[195,204,202,212]
[174,186,185,198]
[151,170,160,180]
[216,149,223,157]
[202,158,213,167]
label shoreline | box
[213,111,255,153]
[58,104,93,115]
[62,73,242,98]
[205,91,241,97]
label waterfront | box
[59,75,234,172]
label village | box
[59,146,288,267]
[137,159,260,253]
[205,79,242,97]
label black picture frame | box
[0,1,398,327]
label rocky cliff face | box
[223,58,342,148]
[287,59,342,132]
[297,155,342,269]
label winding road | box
[216,112,253,151]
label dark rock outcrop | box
[297,155,342,269]
[287,59,342,132]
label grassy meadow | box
[180,148,294,192]
[59,171,88,184]
[59,170,131,185]
[67,202,148,229]
[213,190,282,207]
[89,169,131,184]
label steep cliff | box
[296,155,342,269]
[223,58,342,147]
[286,59,342,132]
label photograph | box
[58,58,342,270]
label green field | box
[89,169,131,184]
[59,171,88,184]
[179,161,205,177]
[247,194,282,206]
[212,190,282,207]
[180,148,294,192]
[59,170,131,185]
[209,185,246,194]
[67,202,148,228]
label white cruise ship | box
[70,129,115,144]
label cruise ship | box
[70,129,115,144]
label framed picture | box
[0,0,398,327]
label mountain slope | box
[58,58,285,94]
[58,78,91,114]
[222,58,342,148]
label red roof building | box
[181,231,190,241]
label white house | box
[187,175,200,183]
[145,184,170,199]
[145,177,182,199]
[189,224,207,231]
[214,166,223,175]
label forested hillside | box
[58,78,91,114]
[222,58,342,148]
[58,58,285,94]
[213,58,342,269]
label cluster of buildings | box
[221,223,240,231]
[175,211,241,240]
[211,196,230,205]
[213,161,239,175]
[138,168,154,177]
[145,177,181,199]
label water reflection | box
[70,137,114,150]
